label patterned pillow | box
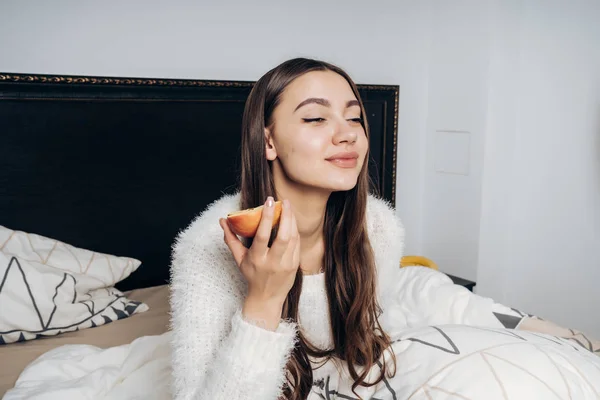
[0,226,148,344]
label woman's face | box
[266,70,368,193]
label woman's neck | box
[274,184,329,275]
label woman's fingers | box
[269,199,292,259]
[220,218,246,267]
[252,197,276,253]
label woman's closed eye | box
[302,117,326,124]
[302,117,363,124]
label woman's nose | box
[332,122,358,145]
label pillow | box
[0,226,148,344]
[314,325,600,399]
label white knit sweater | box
[169,193,518,399]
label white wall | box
[420,0,493,281]
[2,0,599,335]
[477,0,600,336]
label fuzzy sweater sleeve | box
[169,202,297,400]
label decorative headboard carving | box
[0,72,398,290]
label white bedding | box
[5,326,600,400]
[3,333,172,400]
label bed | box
[2,72,600,400]
[0,71,399,397]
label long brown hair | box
[240,58,395,399]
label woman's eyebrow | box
[294,97,330,112]
[294,98,360,112]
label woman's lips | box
[326,157,358,168]
[325,152,359,168]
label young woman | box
[169,58,599,400]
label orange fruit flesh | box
[226,201,283,237]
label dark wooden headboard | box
[0,73,398,291]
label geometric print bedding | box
[0,225,148,344]
[312,325,600,399]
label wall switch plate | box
[434,130,471,175]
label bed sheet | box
[0,284,170,397]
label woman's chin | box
[292,181,358,194]
[282,174,359,194]
[320,178,359,192]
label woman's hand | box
[220,197,300,331]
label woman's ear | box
[265,128,277,161]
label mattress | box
[0,284,170,396]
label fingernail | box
[266,196,273,207]
[283,199,289,208]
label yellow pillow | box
[400,255,438,270]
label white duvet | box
[5,326,600,400]
[3,333,172,400]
